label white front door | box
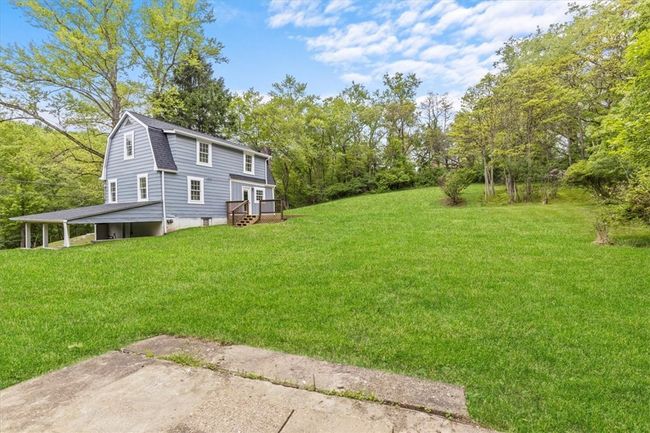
[242,187,252,214]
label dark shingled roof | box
[230,174,269,185]
[147,127,177,171]
[9,202,161,223]
[128,112,270,157]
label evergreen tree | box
[150,50,233,136]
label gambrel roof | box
[128,111,270,158]
[101,111,270,180]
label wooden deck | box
[226,199,286,227]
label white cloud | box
[396,10,419,27]
[267,0,584,106]
[268,0,339,28]
[324,0,355,14]
[420,44,457,61]
[377,59,445,78]
[341,72,372,83]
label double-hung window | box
[196,141,211,166]
[124,131,134,160]
[243,153,254,174]
[137,174,148,202]
[187,176,204,204]
[108,179,118,203]
[255,188,265,203]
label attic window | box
[124,131,134,160]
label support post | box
[42,224,49,248]
[63,221,70,248]
[24,223,31,249]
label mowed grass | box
[1,185,649,432]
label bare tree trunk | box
[505,171,518,204]
[281,161,291,206]
[482,150,495,200]
[524,139,533,202]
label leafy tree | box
[415,92,453,185]
[0,0,223,165]
[381,73,421,161]
[0,121,102,248]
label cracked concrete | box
[126,335,470,420]
[0,336,497,433]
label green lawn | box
[1,185,649,432]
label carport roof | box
[9,202,161,224]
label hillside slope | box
[1,186,649,432]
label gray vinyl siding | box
[104,120,160,204]
[163,134,272,219]
[70,203,163,224]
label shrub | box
[440,169,475,205]
[324,175,376,200]
[376,163,415,191]
[565,155,628,200]
[415,166,447,186]
[623,169,650,225]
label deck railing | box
[258,199,286,222]
[226,200,249,225]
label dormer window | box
[196,140,211,166]
[124,131,134,160]
[243,153,254,174]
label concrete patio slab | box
[0,337,498,433]
[126,334,469,420]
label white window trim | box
[187,176,205,204]
[196,139,212,167]
[108,179,118,203]
[243,152,255,174]
[137,173,149,202]
[124,131,135,160]
[254,187,265,203]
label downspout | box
[161,171,167,234]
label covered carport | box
[10,202,162,248]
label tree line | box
[1,0,648,248]
[450,0,649,232]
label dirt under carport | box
[0,335,497,433]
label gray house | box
[11,111,281,248]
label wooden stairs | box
[235,215,259,227]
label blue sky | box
[0,0,584,105]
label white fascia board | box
[230,178,275,188]
[163,129,271,158]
